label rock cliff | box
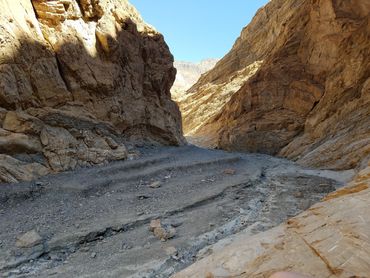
[0,0,184,183]
[171,59,218,101]
[180,0,370,170]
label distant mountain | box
[171,59,218,101]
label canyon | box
[179,0,370,171]
[0,0,369,277]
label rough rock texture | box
[173,162,370,277]
[0,0,183,183]
[181,0,370,170]
[171,59,218,101]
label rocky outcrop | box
[181,0,370,170]
[174,162,370,277]
[0,0,183,183]
[171,59,218,101]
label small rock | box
[205,272,215,278]
[35,181,44,186]
[148,181,161,188]
[149,219,162,232]
[165,246,178,256]
[154,226,176,241]
[80,246,90,253]
[16,230,42,248]
[137,212,144,216]
[137,195,150,200]
[209,222,215,227]
[170,220,183,228]
[239,208,246,214]
[223,168,236,175]
[293,191,304,198]
[121,243,133,250]
[90,252,97,258]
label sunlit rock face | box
[174,162,370,277]
[181,0,370,170]
[171,59,218,101]
[0,0,184,183]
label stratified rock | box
[172,59,218,101]
[0,154,49,184]
[0,0,183,183]
[180,0,370,170]
[173,163,370,277]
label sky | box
[130,0,269,62]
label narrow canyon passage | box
[0,146,348,277]
[0,0,369,277]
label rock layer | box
[181,0,370,170]
[173,162,370,278]
[171,59,218,101]
[0,0,183,183]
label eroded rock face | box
[171,59,218,101]
[174,163,370,277]
[0,0,183,183]
[181,0,370,170]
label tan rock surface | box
[173,163,370,278]
[181,0,370,170]
[172,59,218,101]
[0,0,183,182]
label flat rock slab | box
[0,146,348,277]
[174,164,370,277]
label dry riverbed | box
[0,146,352,277]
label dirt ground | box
[0,145,353,277]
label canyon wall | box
[0,0,184,183]
[171,59,218,101]
[181,0,370,170]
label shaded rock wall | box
[181,0,370,170]
[0,0,184,183]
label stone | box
[149,219,162,232]
[223,169,236,175]
[16,230,42,248]
[174,163,370,277]
[165,246,178,256]
[0,154,50,184]
[80,247,90,253]
[153,226,176,241]
[179,0,370,170]
[149,218,176,241]
[90,252,97,258]
[121,243,133,250]
[148,181,161,188]
[0,0,184,183]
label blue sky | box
[130,0,269,62]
